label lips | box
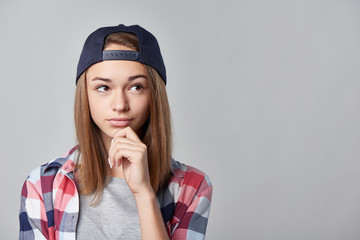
[107,118,132,127]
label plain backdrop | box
[1,0,360,239]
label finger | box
[112,136,143,148]
[112,142,145,153]
[113,127,141,142]
[110,143,145,167]
[108,157,113,168]
[109,139,145,158]
[113,148,143,167]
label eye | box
[97,85,109,92]
[129,84,144,91]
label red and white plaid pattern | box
[19,146,212,239]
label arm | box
[135,188,169,240]
[19,177,48,240]
[171,174,213,239]
[109,127,169,239]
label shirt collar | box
[43,146,78,174]
[170,158,185,178]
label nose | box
[112,90,129,112]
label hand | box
[108,127,153,196]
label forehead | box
[86,60,148,81]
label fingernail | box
[111,139,114,145]
[108,157,112,168]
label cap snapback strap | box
[102,50,139,60]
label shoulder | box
[19,146,79,237]
[162,159,213,206]
[22,146,78,191]
[170,159,212,193]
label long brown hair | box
[74,32,172,204]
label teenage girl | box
[19,24,212,240]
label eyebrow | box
[92,77,111,82]
[91,74,148,82]
[129,74,148,81]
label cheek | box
[141,106,150,122]
[138,97,150,118]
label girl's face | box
[86,44,151,143]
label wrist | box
[134,185,156,202]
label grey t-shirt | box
[76,177,141,240]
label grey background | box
[1,0,360,239]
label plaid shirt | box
[19,146,212,239]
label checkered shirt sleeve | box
[159,160,213,239]
[19,147,78,240]
[19,166,49,240]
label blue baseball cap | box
[76,24,166,85]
